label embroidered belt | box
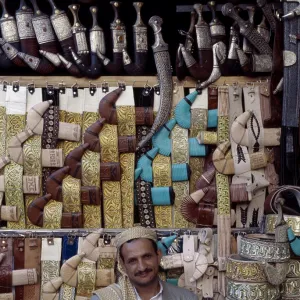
[24,237,41,300]
[286,259,300,278]
[227,279,280,300]
[13,238,25,299]
[136,125,156,228]
[216,86,231,297]
[240,234,290,262]
[282,278,300,298]
[0,86,6,169]
[5,86,27,228]
[189,88,207,194]
[62,175,81,213]
[226,254,267,283]
[97,237,117,269]
[265,214,300,236]
[153,154,173,228]
[82,88,102,228]
[24,133,42,229]
[43,200,63,229]
[116,90,135,228]
[171,88,189,228]
[0,238,13,294]
[100,123,122,228]
[40,237,62,294]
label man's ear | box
[157,249,163,261]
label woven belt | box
[227,279,280,300]
[240,234,290,262]
[13,237,25,299]
[43,200,63,229]
[5,86,27,229]
[40,237,62,294]
[0,238,13,294]
[172,86,189,228]
[24,237,41,300]
[153,154,173,228]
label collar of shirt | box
[134,281,163,300]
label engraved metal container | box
[133,2,147,53]
[194,4,212,50]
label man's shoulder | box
[90,284,121,300]
[162,282,198,299]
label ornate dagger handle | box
[90,6,105,55]
[0,0,10,18]
[68,4,83,29]
[194,3,211,50]
[222,3,247,27]
[110,1,126,53]
[47,0,60,14]
[133,2,147,53]
[68,4,88,55]
[257,0,276,31]
[208,1,217,20]
[149,16,168,53]
[90,6,99,28]
[133,2,145,27]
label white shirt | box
[134,281,163,300]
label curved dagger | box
[222,3,272,55]
[136,16,173,151]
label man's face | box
[120,238,162,288]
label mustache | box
[134,268,153,276]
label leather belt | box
[24,237,41,300]
[13,237,25,299]
[153,154,173,228]
[82,88,102,228]
[281,2,300,185]
[60,236,78,300]
[0,238,12,294]
[41,88,60,196]
[5,86,27,229]
[243,85,266,227]
[136,120,156,227]
[227,279,280,300]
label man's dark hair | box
[119,238,158,261]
